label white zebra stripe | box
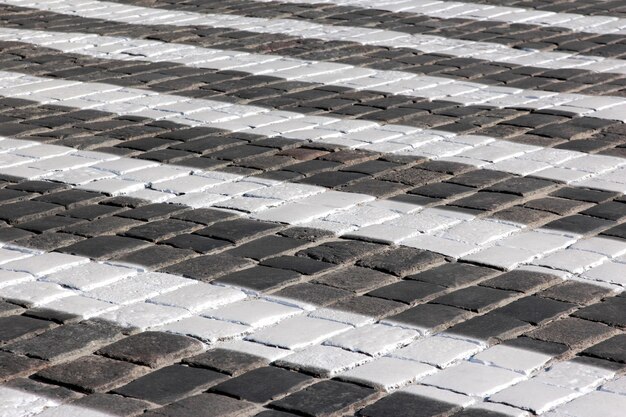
[1,0,626,77]
[4,27,626,123]
[251,0,626,35]
[0,70,626,194]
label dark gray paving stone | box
[495,296,575,325]
[432,286,516,313]
[254,411,300,417]
[211,366,312,403]
[34,189,106,208]
[504,337,569,357]
[124,219,200,242]
[544,214,614,235]
[63,204,128,221]
[0,351,46,382]
[270,380,377,417]
[367,280,446,304]
[527,317,617,348]
[330,296,405,319]
[484,177,556,196]
[17,216,85,233]
[196,219,281,243]
[183,348,268,376]
[35,355,146,393]
[272,283,351,307]
[144,393,256,417]
[407,263,496,289]
[4,377,82,403]
[70,393,152,417]
[358,392,459,417]
[172,208,237,225]
[278,227,334,241]
[573,296,626,327]
[260,256,335,275]
[491,205,556,225]
[448,170,511,188]
[63,216,141,237]
[114,365,227,405]
[450,192,520,211]
[540,281,615,305]
[357,247,445,277]
[59,236,152,260]
[14,231,86,252]
[602,223,626,240]
[479,270,560,293]
[214,265,301,291]
[8,181,68,194]
[0,315,55,344]
[581,202,626,221]
[581,334,626,364]
[387,303,472,332]
[0,201,64,224]
[163,254,253,282]
[447,312,532,344]
[226,235,305,260]
[0,301,24,317]
[4,320,124,361]
[450,408,511,417]
[410,182,474,199]
[97,331,204,368]
[112,245,196,269]
[313,266,395,293]
[162,234,232,253]
[524,196,591,216]
[117,203,186,221]
[297,240,382,264]
[551,187,619,203]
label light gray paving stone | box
[0,253,88,277]
[99,302,191,331]
[40,295,119,319]
[534,361,616,392]
[148,283,247,313]
[43,263,137,291]
[158,316,251,343]
[338,357,437,391]
[202,299,303,328]
[489,380,580,414]
[246,316,352,350]
[471,345,553,375]
[0,270,34,289]
[0,281,73,306]
[275,345,370,377]
[548,390,626,417]
[390,335,483,368]
[324,324,419,356]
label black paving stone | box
[270,380,377,417]
[387,303,472,332]
[59,235,152,260]
[573,296,626,327]
[357,247,445,277]
[330,296,405,319]
[367,280,446,304]
[447,312,532,344]
[0,315,55,344]
[432,286,517,313]
[581,334,626,364]
[118,203,187,221]
[226,235,305,260]
[97,331,204,368]
[183,348,268,377]
[35,355,145,393]
[196,218,281,243]
[544,214,614,235]
[162,234,232,253]
[144,393,255,417]
[495,296,575,325]
[114,365,227,405]
[260,256,335,275]
[0,201,64,224]
[211,366,312,403]
[358,392,459,417]
[484,177,556,197]
[62,216,141,237]
[124,219,200,242]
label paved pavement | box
[0,0,625,416]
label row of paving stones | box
[4,2,626,100]
[452,0,626,19]
[106,0,626,58]
[1,57,625,158]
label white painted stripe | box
[2,0,626,77]
[0,244,621,416]
[1,69,626,193]
[5,27,626,122]
[250,0,626,36]
[0,130,624,288]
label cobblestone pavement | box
[0,0,625,416]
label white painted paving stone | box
[0,252,88,276]
[39,295,119,319]
[601,376,626,395]
[157,316,252,343]
[571,237,626,257]
[466,402,530,417]
[0,281,73,306]
[533,249,607,274]
[202,299,303,328]
[42,262,137,291]
[307,308,375,327]
[0,270,34,288]
[323,323,419,356]
[84,272,195,305]
[420,361,527,397]
[389,335,483,368]
[462,246,539,270]
[548,390,626,417]
[400,384,475,407]
[0,386,62,417]
[533,361,616,392]
[148,283,247,312]
[581,261,626,287]
[338,356,437,391]
[99,302,191,331]
[488,380,580,414]
[471,345,553,375]
[246,316,352,350]
[218,340,291,361]
[0,247,33,265]
[275,345,371,377]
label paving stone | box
[484,177,556,197]
[540,280,615,305]
[496,296,575,325]
[0,315,56,344]
[573,296,626,327]
[114,365,227,405]
[272,283,351,308]
[325,323,418,356]
[144,393,256,417]
[447,312,532,344]
[211,366,312,403]
[204,299,301,329]
[183,348,268,376]
[551,391,626,417]
[0,350,46,382]
[432,286,517,313]
[339,357,436,391]
[367,280,446,304]
[271,380,377,417]
[97,331,204,368]
[162,233,232,253]
[118,203,186,221]
[527,317,616,348]
[35,355,146,393]
[480,269,560,293]
[215,265,301,291]
[247,316,351,350]
[261,256,335,275]
[60,236,152,260]
[488,379,578,415]
[545,215,614,235]
[163,254,253,281]
[358,391,460,417]
[313,266,396,293]
[197,218,281,243]
[385,303,472,332]
[68,393,152,417]
[226,235,305,260]
[357,247,445,277]
[297,240,382,264]
[581,334,626,364]
[407,263,496,288]
[330,296,406,319]
[4,320,124,361]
